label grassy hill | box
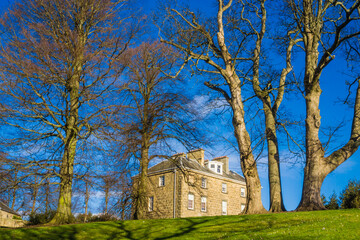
[1,209,360,240]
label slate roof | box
[0,200,21,216]
[148,157,246,183]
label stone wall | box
[178,171,246,218]
[144,170,176,219]
[0,210,24,228]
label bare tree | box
[0,0,135,224]
[110,41,203,219]
[288,0,360,210]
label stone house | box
[0,200,24,228]
[133,149,247,219]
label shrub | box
[27,210,57,225]
[340,180,360,209]
[12,215,22,220]
[74,213,93,223]
[325,193,339,210]
[88,213,118,222]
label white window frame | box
[217,165,222,174]
[241,187,246,197]
[159,175,165,186]
[148,196,154,212]
[201,178,207,188]
[201,197,207,212]
[222,183,227,193]
[222,200,227,215]
[188,193,194,210]
[241,203,246,212]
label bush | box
[340,180,360,209]
[88,213,118,222]
[27,211,57,225]
[12,215,22,220]
[74,213,93,223]
[325,193,339,210]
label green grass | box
[1,209,360,240]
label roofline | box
[135,166,246,185]
[0,200,21,216]
[131,159,170,178]
[186,168,246,185]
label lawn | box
[1,209,359,240]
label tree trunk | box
[104,187,109,215]
[11,171,17,210]
[298,159,327,210]
[263,104,285,212]
[45,178,50,213]
[84,180,89,222]
[49,137,77,224]
[133,147,149,219]
[230,82,267,214]
[31,176,39,213]
[297,80,326,210]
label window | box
[241,187,246,197]
[159,175,165,186]
[217,165,222,173]
[148,196,154,211]
[201,178,207,188]
[241,204,246,212]
[201,197,207,212]
[210,164,215,169]
[222,183,227,193]
[222,201,227,215]
[188,193,194,210]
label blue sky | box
[0,0,359,212]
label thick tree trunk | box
[297,82,326,210]
[263,105,285,212]
[50,80,79,224]
[296,1,326,210]
[49,138,77,224]
[133,147,149,219]
[297,159,326,211]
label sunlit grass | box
[1,209,360,239]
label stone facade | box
[134,149,247,219]
[0,201,24,228]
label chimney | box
[187,149,205,166]
[172,152,186,158]
[213,156,229,174]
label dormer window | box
[208,161,223,175]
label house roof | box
[0,200,21,216]
[147,157,246,183]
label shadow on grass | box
[0,224,80,240]
[103,217,210,240]
[1,210,352,240]
[0,218,209,240]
